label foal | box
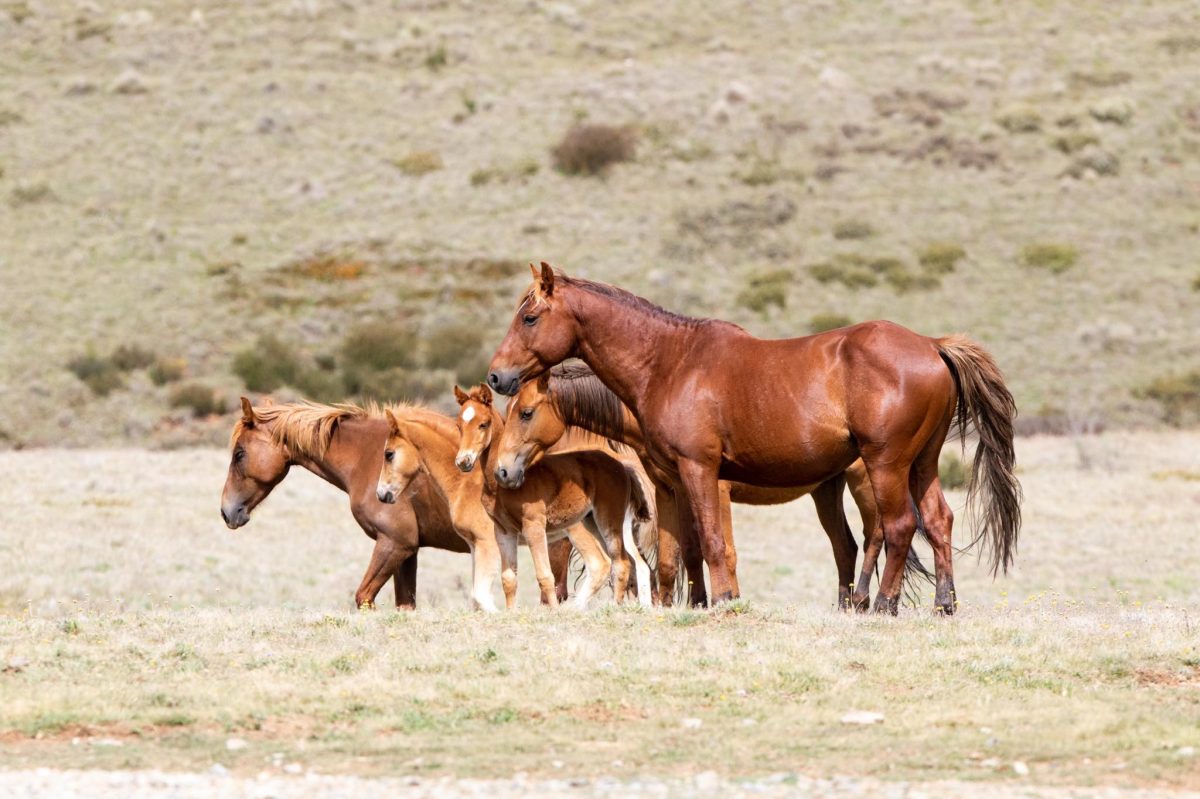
[376,406,614,609]
[454,384,656,607]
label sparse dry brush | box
[552,124,636,175]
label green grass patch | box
[1020,243,1079,273]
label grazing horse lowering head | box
[488,262,580,396]
[221,397,290,529]
[493,373,559,488]
[375,410,422,505]
[452,384,496,473]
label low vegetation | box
[938,452,968,489]
[231,334,303,393]
[736,269,792,313]
[390,151,443,176]
[832,219,875,240]
[552,124,636,175]
[916,242,966,275]
[168,383,224,417]
[67,354,123,396]
[809,254,940,292]
[809,313,852,333]
[1019,243,1078,274]
[1137,370,1200,426]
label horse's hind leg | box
[718,481,739,598]
[593,498,631,604]
[522,515,560,607]
[811,476,858,611]
[911,449,956,614]
[847,460,881,612]
[549,535,573,604]
[861,459,918,615]
[393,551,419,610]
[568,519,612,609]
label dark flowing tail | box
[936,336,1023,575]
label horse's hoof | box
[711,591,735,606]
[872,594,899,616]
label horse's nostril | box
[498,467,508,480]
[487,372,499,388]
[221,509,229,524]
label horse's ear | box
[453,385,470,406]
[385,408,401,435]
[536,372,551,390]
[528,262,539,281]
[539,261,555,297]
[240,397,257,425]
[477,383,493,406]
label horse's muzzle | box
[455,453,478,473]
[487,369,521,397]
[495,464,525,489]
[221,504,249,529]
[377,487,396,504]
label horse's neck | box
[407,422,483,521]
[285,423,362,493]
[565,286,670,415]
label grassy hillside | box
[2,0,1199,447]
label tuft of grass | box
[736,159,802,186]
[169,383,225,417]
[110,344,156,371]
[1020,243,1079,274]
[1137,370,1200,427]
[809,313,853,333]
[469,159,539,187]
[1089,97,1134,126]
[736,269,792,313]
[67,354,123,396]
[917,242,966,275]
[939,452,969,490]
[232,334,303,393]
[390,151,443,176]
[424,46,448,71]
[9,182,54,207]
[809,257,878,288]
[1053,132,1099,154]
[1159,35,1200,55]
[552,124,636,176]
[149,358,186,386]
[832,219,875,240]
[341,322,418,373]
[60,619,81,635]
[282,253,366,282]
[995,106,1042,133]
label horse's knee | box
[882,508,917,548]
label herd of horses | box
[221,263,1022,614]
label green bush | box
[832,219,875,240]
[1020,243,1078,274]
[169,383,225,417]
[292,368,346,403]
[736,269,792,313]
[552,124,636,176]
[67,354,123,396]
[110,343,156,371]
[809,313,852,333]
[917,242,966,275]
[341,322,418,372]
[809,257,878,288]
[148,358,186,386]
[939,452,969,490]
[1138,371,1200,427]
[232,334,303,392]
[425,323,488,384]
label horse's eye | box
[234,449,245,462]
[479,421,490,430]
[523,314,538,327]
[384,450,394,463]
[520,408,534,421]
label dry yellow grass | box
[1,432,1198,788]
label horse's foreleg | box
[522,517,559,607]
[496,529,519,610]
[718,481,740,598]
[393,550,419,610]
[677,460,736,604]
[469,535,502,613]
[847,460,880,613]
[549,535,573,604]
[355,536,405,610]
[674,497,710,607]
[811,476,858,611]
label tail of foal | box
[935,336,1023,576]
[622,463,659,572]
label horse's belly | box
[719,440,856,488]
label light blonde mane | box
[231,400,447,460]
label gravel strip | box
[2,770,1197,799]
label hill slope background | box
[1,0,1198,447]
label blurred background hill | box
[1,0,1198,448]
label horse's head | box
[488,262,580,396]
[452,383,496,472]
[221,397,289,529]
[494,373,561,488]
[376,410,422,505]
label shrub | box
[9,182,54,207]
[917,242,965,275]
[1053,132,1099,155]
[809,258,877,288]
[736,270,792,313]
[292,368,345,403]
[1137,371,1200,427]
[424,46,447,71]
[232,334,303,392]
[939,452,968,490]
[342,322,418,372]
[552,124,635,176]
[110,344,155,371]
[344,367,446,403]
[810,254,938,293]
[1020,243,1078,274]
[809,313,852,333]
[1089,97,1134,126]
[67,354,123,396]
[737,160,802,186]
[148,358,186,386]
[995,106,1042,133]
[832,219,875,240]
[1159,35,1200,55]
[425,323,487,384]
[390,151,443,176]
[169,383,224,417]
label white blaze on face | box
[462,406,476,423]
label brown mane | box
[546,361,627,444]
[231,400,446,460]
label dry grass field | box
[1,432,1198,793]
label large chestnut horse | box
[488,264,1021,613]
